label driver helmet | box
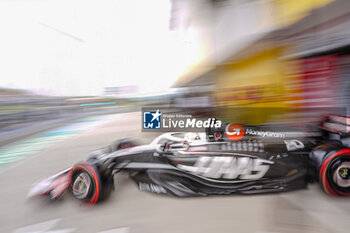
[184,133,201,144]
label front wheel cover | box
[319,149,350,197]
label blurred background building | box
[170,0,350,124]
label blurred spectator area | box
[0,88,71,130]
[0,87,133,132]
[170,0,350,124]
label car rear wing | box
[319,115,350,135]
[317,115,350,147]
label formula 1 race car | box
[27,115,350,204]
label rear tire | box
[319,150,350,197]
[310,146,350,197]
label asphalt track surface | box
[0,112,350,233]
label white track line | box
[13,218,75,233]
[98,227,130,233]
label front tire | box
[70,162,114,204]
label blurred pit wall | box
[171,0,350,125]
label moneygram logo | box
[225,123,245,141]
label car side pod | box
[310,146,350,197]
[70,162,114,204]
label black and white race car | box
[28,115,350,204]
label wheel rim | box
[72,172,91,199]
[332,161,350,188]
